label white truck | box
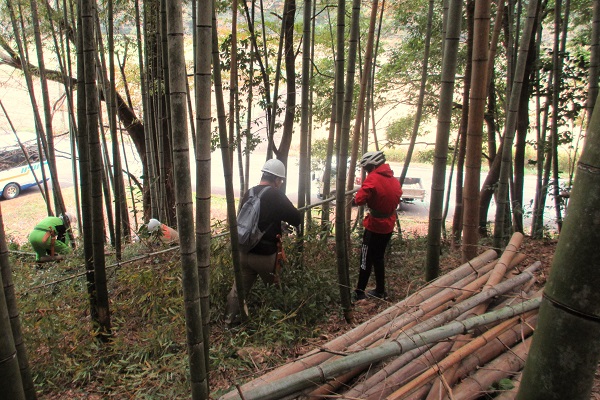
[398,177,427,202]
[0,144,48,200]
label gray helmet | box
[261,159,286,178]
[359,151,385,168]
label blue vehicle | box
[0,144,48,200]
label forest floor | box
[2,190,599,399]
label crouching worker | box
[226,159,302,327]
[28,212,77,263]
[147,218,179,244]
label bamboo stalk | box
[452,315,537,384]
[221,297,541,400]
[426,312,537,400]
[423,245,527,400]
[305,261,501,397]
[387,312,536,400]
[485,232,524,289]
[357,262,497,351]
[362,341,454,400]
[343,345,433,398]
[220,251,499,399]
[394,264,539,343]
[445,336,532,400]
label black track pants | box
[356,229,393,294]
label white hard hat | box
[261,159,286,178]
[147,218,161,232]
[60,212,78,225]
[359,151,386,168]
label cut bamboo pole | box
[220,251,499,400]
[394,264,539,342]
[307,265,505,397]
[424,246,528,400]
[426,313,537,399]
[486,232,524,289]
[444,336,532,400]
[343,345,433,398]
[361,341,454,400]
[386,312,536,400]
[453,315,537,382]
[220,298,541,400]
[357,262,497,350]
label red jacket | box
[355,163,402,234]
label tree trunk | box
[346,0,379,227]
[298,0,312,219]
[451,0,474,245]
[424,0,464,280]
[30,0,68,217]
[0,207,35,399]
[213,9,247,322]
[462,0,491,261]
[588,0,600,125]
[517,98,600,400]
[75,0,98,326]
[492,0,540,249]
[400,0,434,184]
[81,0,112,341]
[166,0,208,397]
[196,0,213,380]
[273,0,296,168]
[0,211,24,400]
[336,0,361,322]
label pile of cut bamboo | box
[220,233,541,400]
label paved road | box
[7,131,560,232]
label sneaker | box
[367,289,387,299]
[354,290,367,302]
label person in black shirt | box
[226,159,302,326]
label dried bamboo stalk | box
[222,298,540,400]
[361,341,454,400]
[394,263,539,343]
[387,312,536,400]
[485,232,524,289]
[445,336,532,400]
[452,315,537,383]
[422,251,529,400]
[306,268,500,397]
[342,345,433,398]
[220,252,499,400]
[357,263,497,350]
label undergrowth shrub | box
[10,223,432,398]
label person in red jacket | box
[353,151,402,301]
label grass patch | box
[9,220,451,398]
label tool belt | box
[369,208,395,218]
[35,226,57,242]
[36,226,57,256]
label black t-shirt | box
[240,184,302,255]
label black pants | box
[356,229,393,294]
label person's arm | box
[355,177,375,206]
[278,191,302,227]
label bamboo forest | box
[0,0,598,398]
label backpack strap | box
[256,186,273,236]
[257,185,271,198]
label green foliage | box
[386,115,415,146]
[7,216,446,397]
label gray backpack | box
[237,186,272,252]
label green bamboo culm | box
[0,214,25,399]
[517,94,600,400]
